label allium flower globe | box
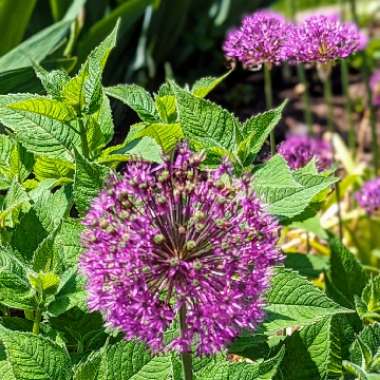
[370,69,380,106]
[356,178,380,214]
[223,10,290,68]
[288,15,361,64]
[80,144,281,355]
[278,135,333,171]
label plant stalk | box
[348,0,379,173]
[78,117,90,159]
[298,65,314,134]
[263,63,275,155]
[179,305,193,380]
[32,309,42,335]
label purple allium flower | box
[80,143,281,355]
[356,177,380,214]
[278,135,333,171]
[288,15,362,63]
[370,69,380,106]
[223,10,290,68]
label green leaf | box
[155,95,177,123]
[34,156,74,183]
[278,316,343,380]
[63,21,119,114]
[32,231,63,273]
[284,253,329,278]
[105,84,159,123]
[0,327,72,380]
[358,275,380,322]
[191,71,231,98]
[0,95,80,159]
[73,151,110,215]
[264,268,352,333]
[238,101,286,163]
[28,271,60,296]
[253,155,338,219]
[0,20,72,72]
[99,137,163,165]
[326,237,369,308]
[172,81,241,155]
[48,269,86,317]
[350,323,380,370]
[77,0,154,61]
[0,134,33,190]
[126,122,183,153]
[196,346,285,380]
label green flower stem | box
[32,308,42,335]
[179,305,193,380]
[298,65,314,135]
[322,77,334,134]
[288,0,314,134]
[349,0,379,173]
[323,76,344,241]
[263,63,275,155]
[340,59,355,152]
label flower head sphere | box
[223,10,290,69]
[370,69,380,106]
[80,143,281,355]
[278,134,333,171]
[289,15,361,64]
[356,177,380,214]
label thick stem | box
[179,305,193,380]
[322,77,334,134]
[32,309,42,335]
[349,0,379,173]
[297,65,314,134]
[263,64,275,155]
[340,59,356,152]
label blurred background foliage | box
[0,0,378,125]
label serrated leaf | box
[48,269,86,317]
[172,81,241,154]
[63,22,119,114]
[28,271,60,296]
[33,231,63,273]
[0,95,80,159]
[191,71,231,98]
[0,134,33,190]
[33,62,70,99]
[264,268,352,333]
[105,84,159,123]
[278,316,343,380]
[196,346,285,380]
[326,237,369,308]
[73,152,110,215]
[126,122,183,153]
[34,156,74,182]
[359,275,380,322]
[155,95,177,123]
[238,101,286,163]
[0,327,72,380]
[253,155,338,218]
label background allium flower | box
[370,69,380,106]
[278,135,333,171]
[223,10,290,68]
[80,144,281,355]
[288,15,361,63]
[356,178,380,214]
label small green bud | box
[186,240,197,250]
[153,234,165,244]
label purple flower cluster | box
[80,143,281,355]
[288,15,362,64]
[223,10,290,68]
[278,135,333,171]
[356,177,380,214]
[370,69,380,106]
[224,11,362,67]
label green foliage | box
[0,21,374,380]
